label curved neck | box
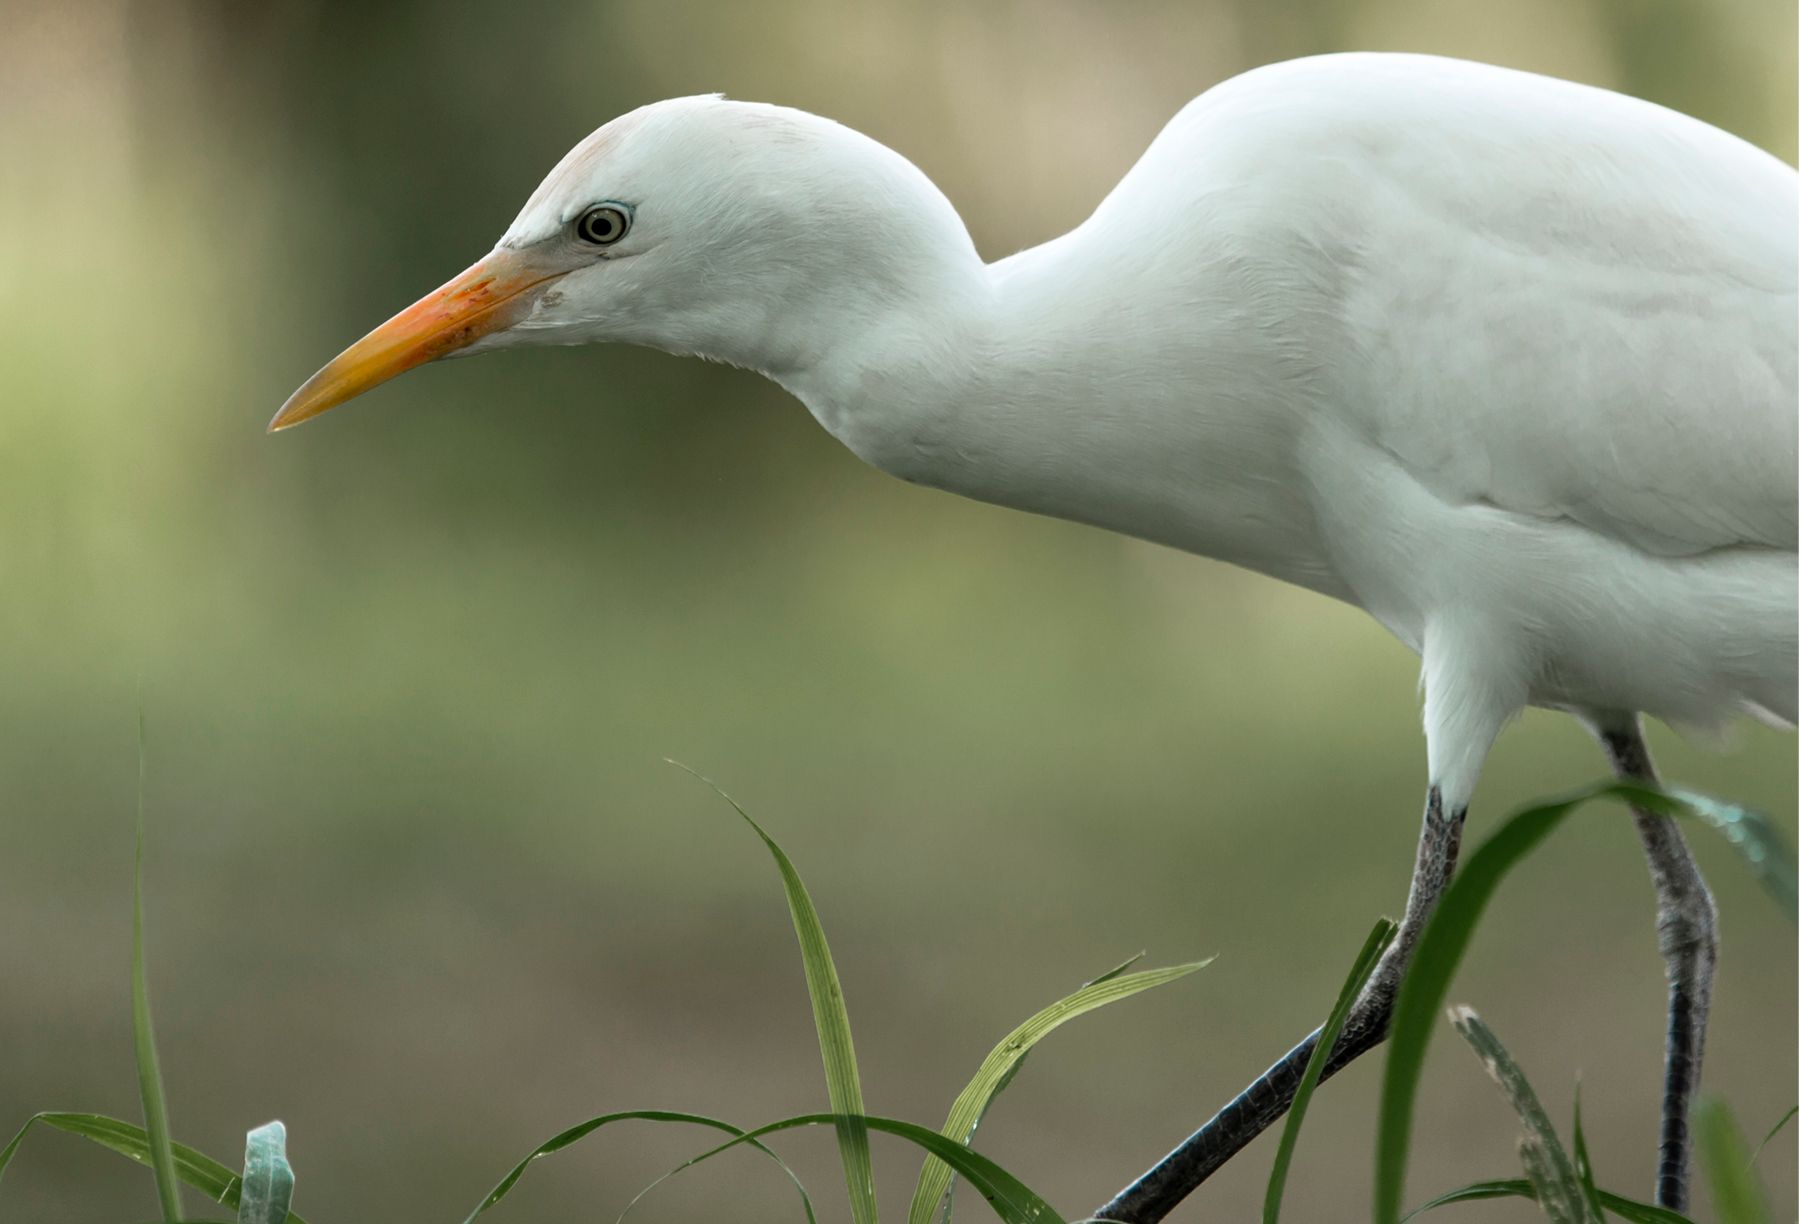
[773,228,1148,505]
[767,226,1349,600]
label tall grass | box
[133,713,182,1222]
[0,768,1791,1223]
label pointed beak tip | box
[266,383,328,434]
[262,248,560,439]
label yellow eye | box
[575,205,630,245]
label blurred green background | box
[1,2,1793,1221]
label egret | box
[271,52,1796,1219]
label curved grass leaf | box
[1570,1086,1605,1223]
[1519,1138,1582,1224]
[908,956,1213,1224]
[919,954,1161,1224]
[1400,1177,1695,1224]
[1571,1190,1695,1224]
[1374,781,1795,1224]
[616,1120,826,1224]
[1660,788,1797,922]
[1400,1177,1530,1217]
[1263,919,1395,1224]
[1695,1099,1768,1224]
[1374,785,1593,1224]
[915,953,1144,1223]
[460,1109,815,1224]
[1084,954,1147,987]
[0,1112,307,1224]
[237,1121,293,1224]
[134,714,182,1223]
[674,764,875,1224]
[1448,1007,1591,1223]
[1748,1105,1797,1170]
[643,1112,1064,1224]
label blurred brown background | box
[0,2,1793,1221]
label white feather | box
[493,52,1797,810]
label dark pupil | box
[581,209,623,243]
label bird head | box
[270,95,976,432]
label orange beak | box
[269,248,566,432]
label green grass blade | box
[1747,1105,1797,1170]
[1263,918,1395,1224]
[617,1122,822,1224]
[133,714,182,1223]
[0,1112,309,1223]
[1585,1192,1695,1224]
[237,1121,293,1224]
[675,765,876,1224]
[1660,788,1796,922]
[1448,1007,1591,1223]
[1571,1085,1605,1223]
[1372,779,1793,1224]
[1401,1177,1695,1224]
[1694,1099,1769,1224]
[460,1109,815,1224]
[1400,1177,1536,1218]
[1083,953,1147,987]
[1374,784,1594,1224]
[907,956,1213,1224]
[1519,1139,1583,1224]
[646,1112,1063,1224]
[0,1117,32,1182]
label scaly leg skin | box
[1596,716,1717,1213]
[1091,787,1467,1223]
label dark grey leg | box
[1092,787,1467,1223]
[1595,717,1717,1212]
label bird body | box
[273,52,1796,1213]
[565,52,1795,804]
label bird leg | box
[1595,717,1717,1212]
[1092,786,1466,1223]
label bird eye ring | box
[576,205,630,245]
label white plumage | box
[273,51,1796,1215]
[478,53,1797,807]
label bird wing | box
[1345,210,1797,557]
[1346,132,1797,557]
[1187,55,1800,557]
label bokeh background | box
[1,2,1794,1221]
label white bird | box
[272,52,1797,1219]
